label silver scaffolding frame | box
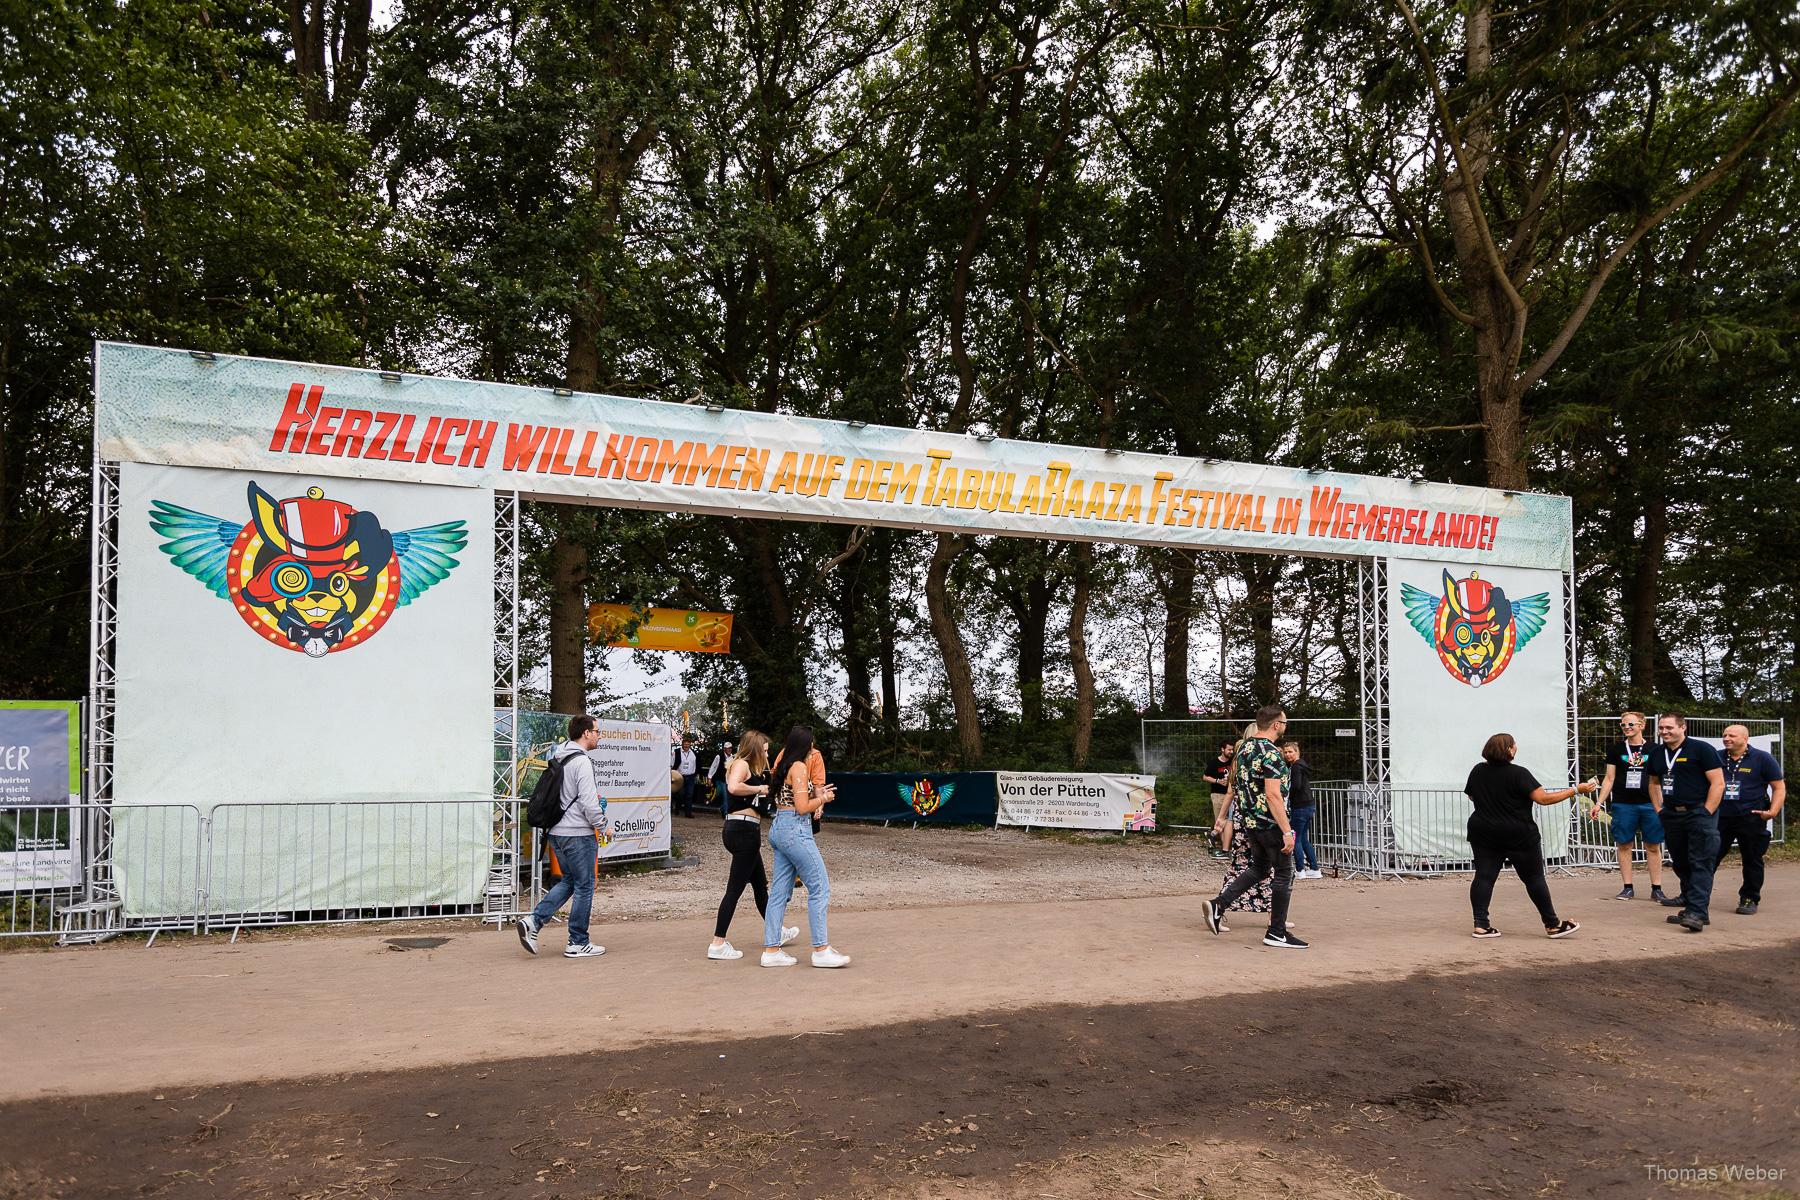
[60,468,531,941]
[488,490,523,921]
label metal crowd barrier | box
[2,799,524,942]
[1309,785,1609,878]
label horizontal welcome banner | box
[96,343,1574,570]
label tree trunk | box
[840,556,874,762]
[1070,545,1094,769]
[1160,550,1195,715]
[925,532,982,765]
[547,517,591,715]
[1624,488,1669,705]
[875,533,902,745]
[1241,555,1279,706]
[1014,575,1052,727]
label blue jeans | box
[766,810,830,948]
[1291,807,1318,871]
[1663,807,1720,918]
[534,834,597,946]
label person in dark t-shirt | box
[1281,741,1319,878]
[1590,711,1667,902]
[1463,732,1593,939]
[1711,724,1785,916]
[1647,712,1724,931]
[1203,741,1235,859]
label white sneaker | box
[515,915,539,955]
[811,947,851,969]
[780,926,800,947]
[564,943,606,959]
[707,941,744,960]
[761,949,797,967]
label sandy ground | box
[3,826,1796,1104]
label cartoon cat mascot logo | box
[1400,569,1549,688]
[150,482,466,657]
[899,778,953,817]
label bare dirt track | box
[2,834,1798,1199]
[2,945,1797,1200]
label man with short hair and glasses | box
[1590,711,1668,902]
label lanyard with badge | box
[1663,747,1679,800]
[1723,754,1743,805]
[1622,741,1645,791]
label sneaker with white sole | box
[564,943,606,959]
[761,948,797,967]
[1262,930,1309,949]
[515,915,539,955]
[1201,897,1222,936]
[780,926,800,947]
[811,947,851,968]
[707,941,744,960]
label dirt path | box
[5,861,1798,1105]
[2,944,1795,1200]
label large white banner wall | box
[1386,558,1571,858]
[112,463,495,917]
[96,343,1574,571]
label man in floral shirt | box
[1203,704,1307,949]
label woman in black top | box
[1464,732,1595,939]
[707,730,796,960]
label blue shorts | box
[1610,802,1664,846]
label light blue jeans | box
[765,810,830,948]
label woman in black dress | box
[1464,732,1596,939]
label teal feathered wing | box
[897,782,914,808]
[939,781,957,805]
[1511,592,1551,649]
[392,521,468,606]
[149,501,239,599]
[1399,582,1440,646]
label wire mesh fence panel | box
[1307,786,1596,878]
[203,800,503,930]
[3,803,203,939]
[1142,718,1364,830]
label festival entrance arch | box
[74,342,1578,934]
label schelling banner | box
[587,604,733,653]
[0,701,81,892]
[1387,558,1570,858]
[996,772,1158,832]
[589,719,673,861]
[95,343,1574,571]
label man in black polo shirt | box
[1711,724,1786,915]
[1589,711,1668,902]
[1648,713,1725,932]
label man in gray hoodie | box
[517,715,607,959]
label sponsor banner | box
[589,720,672,860]
[0,701,81,892]
[996,772,1158,832]
[1387,558,1570,857]
[823,772,998,825]
[112,463,495,916]
[587,604,733,653]
[95,343,1574,571]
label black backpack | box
[526,751,583,831]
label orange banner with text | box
[587,604,734,653]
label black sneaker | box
[1736,900,1758,915]
[1613,885,1634,901]
[1263,929,1309,949]
[1202,898,1222,936]
[1659,892,1687,908]
[1676,911,1706,932]
[1650,886,1669,903]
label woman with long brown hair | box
[708,730,797,960]
[761,726,850,968]
[1465,732,1594,939]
